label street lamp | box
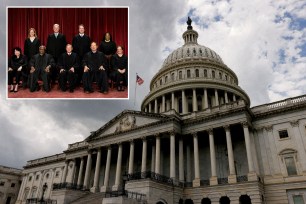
[122,172,128,196]
[40,183,48,203]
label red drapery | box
[8,8,128,57]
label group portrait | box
[7,7,128,99]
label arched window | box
[219,72,222,79]
[187,70,191,78]
[171,73,175,81]
[219,196,230,204]
[195,69,199,77]
[187,97,193,112]
[197,96,202,111]
[185,199,194,204]
[212,70,215,78]
[179,71,182,79]
[239,195,251,204]
[160,79,162,86]
[201,198,211,204]
[204,69,208,77]
[225,75,228,81]
[165,76,168,83]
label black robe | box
[57,52,79,91]
[29,53,55,92]
[8,55,27,85]
[82,51,108,92]
[112,54,128,85]
[24,37,41,60]
[46,33,67,62]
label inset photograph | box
[7,7,128,99]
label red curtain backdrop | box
[8,8,128,57]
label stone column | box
[141,138,147,174]
[151,145,155,172]
[148,103,152,113]
[204,88,208,109]
[225,91,229,103]
[186,144,191,182]
[162,95,166,112]
[192,89,198,112]
[193,133,200,187]
[171,92,175,111]
[101,146,112,192]
[242,122,256,181]
[214,89,219,106]
[155,135,161,174]
[17,176,27,201]
[154,99,158,113]
[83,152,92,189]
[170,132,176,179]
[224,125,236,183]
[208,129,218,185]
[91,148,102,192]
[61,161,68,183]
[68,160,76,184]
[128,140,135,174]
[112,143,123,191]
[291,120,306,171]
[233,94,236,101]
[182,90,187,114]
[77,157,84,187]
[179,136,184,182]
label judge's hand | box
[45,66,50,73]
[99,66,105,71]
[8,67,13,71]
[84,66,90,72]
[30,67,35,73]
[60,69,65,73]
[17,66,22,71]
[121,69,126,74]
[69,67,74,73]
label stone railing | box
[52,183,83,191]
[252,94,306,114]
[67,141,88,150]
[26,154,65,166]
[236,175,248,183]
[104,190,147,203]
[26,198,57,204]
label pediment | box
[86,110,172,140]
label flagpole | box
[134,73,137,106]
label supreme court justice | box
[8,47,27,92]
[46,24,67,84]
[99,32,117,81]
[82,42,108,94]
[57,44,79,92]
[24,28,41,88]
[72,24,91,85]
[29,46,55,92]
[112,46,128,91]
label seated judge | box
[112,46,128,91]
[82,42,108,94]
[8,47,27,92]
[57,44,79,92]
[28,45,55,92]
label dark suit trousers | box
[59,70,76,91]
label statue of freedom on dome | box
[187,16,193,30]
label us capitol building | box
[15,19,306,204]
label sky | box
[0,0,306,169]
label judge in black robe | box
[24,28,41,88]
[29,46,55,92]
[8,47,27,92]
[112,46,128,91]
[57,44,79,92]
[82,42,108,94]
[72,24,91,85]
[46,24,67,84]
[99,32,117,81]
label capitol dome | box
[141,19,250,114]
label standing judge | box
[72,24,91,86]
[46,24,67,84]
[29,46,55,92]
[24,28,40,88]
[112,46,128,91]
[82,42,108,94]
[57,44,79,92]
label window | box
[204,69,207,77]
[55,171,59,177]
[219,72,222,79]
[0,181,5,186]
[225,75,228,80]
[285,156,298,176]
[23,189,29,200]
[179,71,182,79]
[195,69,199,77]
[293,195,304,204]
[279,130,289,139]
[171,73,175,81]
[28,176,32,181]
[11,183,15,188]
[187,70,191,78]
[159,79,162,85]
[36,175,39,180]
[212,70,215,78]
[46,173,49,179]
